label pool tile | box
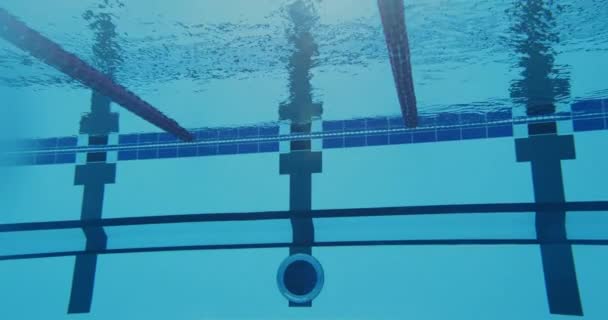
[344,136,366,147]
[344,119,366,131]
[437,113,460,126]
[437,128,461,141]
[366,118,389,130]
[238,143,258,154]
[57,137,78,147]
[462,126,487,140]
[366,134,389,146]
[178,146,198,157]
[389,132,411,144]
[218,128,238,140]
[137,148,157,159]
[488,125,513,138]
[118,150,137,161]
[259,126,280,137]
[572,100,603,115]
[138,133,158,144]
[238,127,259,138]
[119,134,138,145]
[322,120,344,132]
[158,147,178,158]
[413,130,436,143]
[198,145,217,156]
[35,153,55,165]
[259,142,279,152]
[323,138,344,149]
[573,118,605,131]
[218,144,238,155]
[197,129,219,141]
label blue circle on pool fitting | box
[277,254,324,303]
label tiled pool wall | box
[1,98,607,166]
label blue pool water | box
[1,0,608,319]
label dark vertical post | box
[68,5,120,314]
[280,152,322,257]
[278,0,323,307]
[515,135,582,316]
[70,163,115,313]
[508,1,580,315]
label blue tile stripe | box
[4,99,608,166]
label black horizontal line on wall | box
[1,239,607,261]
[1,201,608,233]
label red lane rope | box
[378,0,418,127]
[0,8,194,141]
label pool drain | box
[277,254,324,304]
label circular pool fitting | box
[276,253,324,304]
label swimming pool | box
[1,0,607,319]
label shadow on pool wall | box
[509,0,582,316]
[67,1,123,314]
[1,0,608,319]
